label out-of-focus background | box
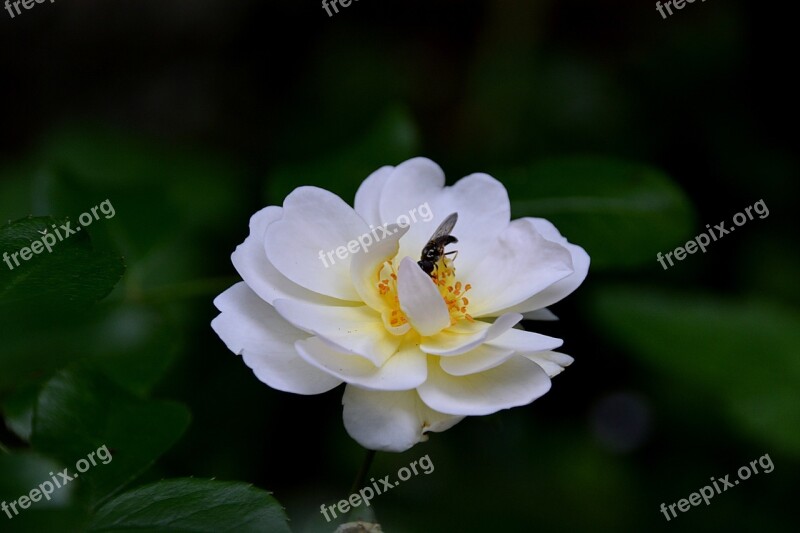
[1,1,798,531]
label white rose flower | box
[212,157,589,452]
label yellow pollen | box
[375,256,474,332]
[431,256,473,326]
[376,260,409,328]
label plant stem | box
[350,449,376,494]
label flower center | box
[376,261,407,329]
[376,256,473,330]
[430,256,474,325]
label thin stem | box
[350,449,376,494]
[0,441,10,455]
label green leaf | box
[500,157,695,270]
[0,453,87,532]
[0,452,74,508]
[0,302,180,395]
[589,286,800,456]
[0,218,126,391]
[39,126,245,261]
[0,306,96,393]
[2,384,40,441]
[88,479,292,533]
[31,366,191,506]
[266,107,419,205]
[0,216,125,310]
[87,305,182,396]
[0,159,36,221]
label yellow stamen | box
[375,260,408,329]
[430,256,473,326]
[374,255,474,332]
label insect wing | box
[428,212,458,242]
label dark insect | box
[418,212,459,276]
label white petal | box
[374,158,448,262]
[485,326,563,353]
[350,223,410,313]
[522,308,559,321]
[211,283,342,395]
[354,165,394,226]
[272,299,400,367]
[265,187,369,301]
[231,206,341,306]
[523,350,574,377]
[418,356,552,416]
[397,257,450,336]
[467,218,575,317]
[439,344,515,376]
[377,157,445,226]
[488,218,590,316]
[342,386,464,452]
[427,173,511,278]
[420,313,522,356]
[295,337,427,391]
[377,161,511,272]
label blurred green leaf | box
[0,302,180,396]
[2,384,40,441]
[39,126,245,261]
[0,216,125,310]
[87,305,182,396]
[266,107,419,205]
[500,157,695,270]
[38,166,179,261]
[589,286,800,457]
[31,366,191,506]
[88,478,292,533]
[0,160,36,221]
[0,452,74,508]
[0,452,87,532]
[737,233,800,307]
[43,125,243,208]
[0,217,125,392]
[0,307,96,393]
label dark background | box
[1,1,798,532]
